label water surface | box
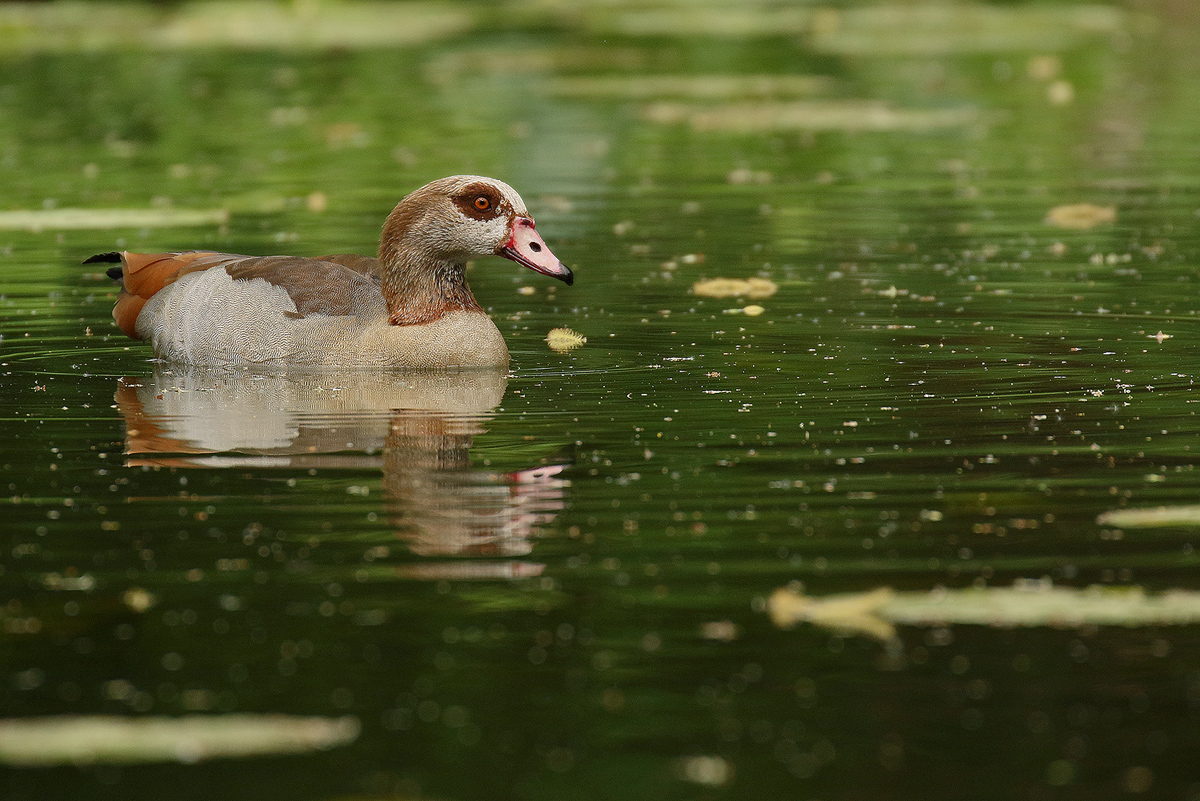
[3,2,1200,799]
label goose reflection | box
[114,367,566,577]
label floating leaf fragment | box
[692,277,778,299]
[722,304,766,316]
[41,572,95,591]
[0,715,360,766]
[544,74,829,100]
[768,582,1200,641]
[699,620,740,642]
[1045,203,1116,230]
[0,2,472,53]
[546,327,586,353]
[809,5,1126,56]
[121,587,157,613]
[1097,505,1200,528]
[1046,80,1075,105]
[0,207,229,231]
[768,587,897,641]
[677,754,735,786]
[645,100,979,133]
[727,168,773,185]
[589,6,815,37]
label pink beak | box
[497,217,573,285]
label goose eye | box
[473,196,491,211]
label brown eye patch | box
[452,183,506,221]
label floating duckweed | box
[546,328,586,353]
[692,277,778,299]
[1045,202,1117,229]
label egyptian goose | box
[87,175,573,368]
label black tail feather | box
[83,252,124,281]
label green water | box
[3,1,1200,798]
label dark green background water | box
[3,1,1200,798]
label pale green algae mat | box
[3,1,1200,799]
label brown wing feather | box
[314,254,382,278]
[120,251,228,298]
[111,251,244,338]
[220,256,383,318]
[112,293,149,338]
[110,250,384,338]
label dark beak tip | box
[560,265,574,286]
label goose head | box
[380,175,573,285]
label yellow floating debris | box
[742,304,766,317]
[546,327,587,353]
[692,277,778,299]
[0,208,229,231]
[1044,202,1116,230]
